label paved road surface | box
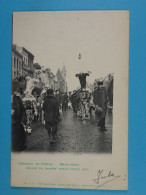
[24,109,112,153]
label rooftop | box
[23,47,35,57]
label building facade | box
[12,44,23,79]
[14,45,34,77]
[56,66,67,93]
[21,47,34,77]
[12,44,68,93]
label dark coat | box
[43,95,59,124]
[93,86,108,117]
[55,94,62,106]
[11,95,27,151]
[107,79,113,106]
[62,94,69,110]
[62,94,68,103]
[71,93,78,112]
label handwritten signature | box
[93,169,120,189]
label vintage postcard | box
[11,11,129,190]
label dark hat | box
[97,81,103,85]
[47,88,53,95]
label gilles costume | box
[75,73,89,89]
[22,92,37,134]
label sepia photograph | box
[11,11,128,190]
[11,12,113,154]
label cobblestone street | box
[24,109,112,153]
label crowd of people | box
[11,77,113,152]
[11,82,71,152]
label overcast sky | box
[13,11,128,91]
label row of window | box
[23,56,28,65]
[13,70,31,78]
[13,71,26,77]
[23,56,32,67]
[13,57,22,70]
[13,56,33,70]
[13,71,20,77]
